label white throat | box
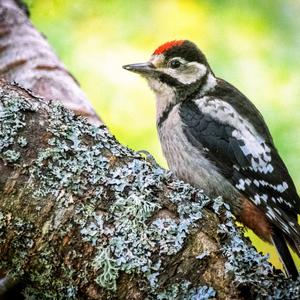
[147,78,176,124]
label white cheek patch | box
[162,62,208,85]
[199,73,217,96]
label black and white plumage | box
[123,40,300,278]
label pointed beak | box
[122,62,156,75]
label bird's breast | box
[157,104,241,203]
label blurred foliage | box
[26,0,300,271]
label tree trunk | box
[0,1,299,299]
[0,0,101,125]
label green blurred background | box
[26,0,300,270]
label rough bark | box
[0,1,299,300]
[0,82,299,299]
[0,0,101,125]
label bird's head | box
[123,40,214,98]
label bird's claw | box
[137,150,160,168]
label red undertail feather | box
[153,40,184,55]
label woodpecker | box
[123,40,300,279]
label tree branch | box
[0,0,101,125]
[0,82,299,299]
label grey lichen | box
[196,251,209,260]
[213,197,300,299]
[1,93,213,298]
[2,149,20,162]
[156,280,216,300]
[85,168,210,292]
[17,136,28,147]
[0,91,36,164]
[1,87,299,299]
[93,247,119,291]
[0,91,37,146]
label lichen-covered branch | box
[0,81,299,299]
[0,0,101,125]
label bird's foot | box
[136,150,160,168]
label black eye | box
[169,59,182,69]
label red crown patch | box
[153,40,184,55]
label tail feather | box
[271,227,299,280]
[285,235,300,258]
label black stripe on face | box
[158,72,185,88]
[177,69,209,101]
[159,67,209,91]
[157,70,210,128]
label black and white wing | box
[179,84,300,243]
